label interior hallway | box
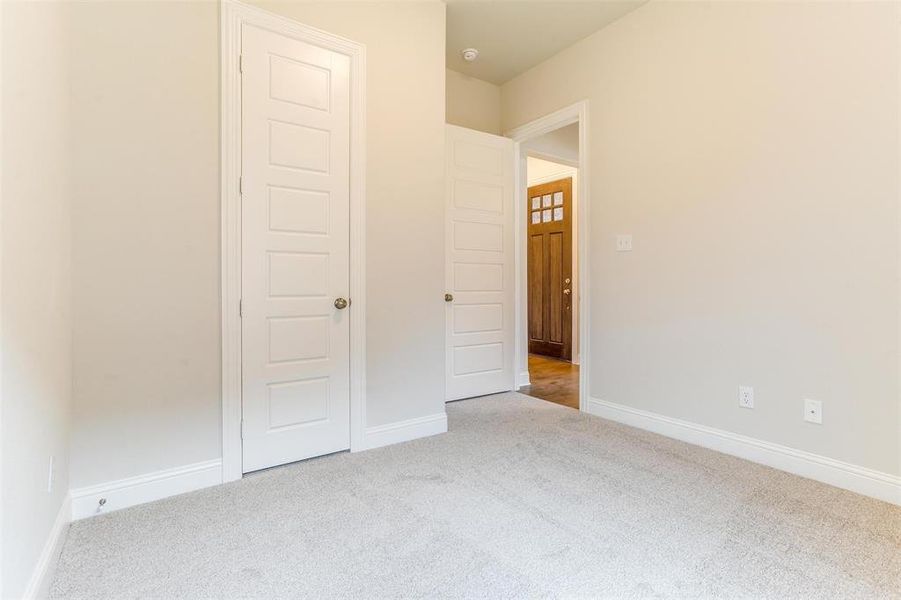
[520,354,580,409]
[51,393,900,599]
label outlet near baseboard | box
[804,399,822,424]
[738,386,754,409]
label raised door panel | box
[268,378,330,429]
[453,180,503,213]
[528,234,544,343]
[453,304,503,334]
[454,263,503,292]
[548,232,564,344]
[268,54,330,111]
[268,187,330,235]
[453,140,503,176]
[453,343,504,376]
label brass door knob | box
[334,297,349,310]
[445,293,454,302]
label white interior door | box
[241,23,351,473]
[445,125,515,401]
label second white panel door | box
[241,23,351,473]
[445,125,515,401]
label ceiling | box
[446,1,648,85]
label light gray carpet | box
[51,393,900,599]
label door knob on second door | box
[334,298,349,309]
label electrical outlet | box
[47,456,54,493]
[804,399,822,424]
[616,235,633,252]
[738,386,754,409]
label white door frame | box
[506,101,590,411]
[220,0,367,482]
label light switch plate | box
[803,399,822,424]
[616,235,633,252]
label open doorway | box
[508,104,589,412]
[521,151,579,409]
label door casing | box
[507,101,590,412]
[220,0,367,483]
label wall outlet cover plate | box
[616,235,633,252]
[804,398,822,424]
[738,385,754,409]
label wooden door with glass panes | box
[527,178,573,361]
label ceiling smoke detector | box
[461,48,479,62]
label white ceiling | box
[446,1,648,85]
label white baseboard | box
[70,459,223,520]
[358,412,447,451]
[517,370,531,389]
[587,397,900,506]
[23,494,71,599]
[69,413,447,521]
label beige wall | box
[69,1,221,488]
[446,68,501,134]
[69,0,447,489]
[503,1,900,475]
[1,1,73,596]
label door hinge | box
[239,298,243,318]
[240,419,244,439]
[238,176,242,195]
[239,54,243,73]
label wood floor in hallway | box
[519,353,579,409]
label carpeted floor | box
[51,393,900,599]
